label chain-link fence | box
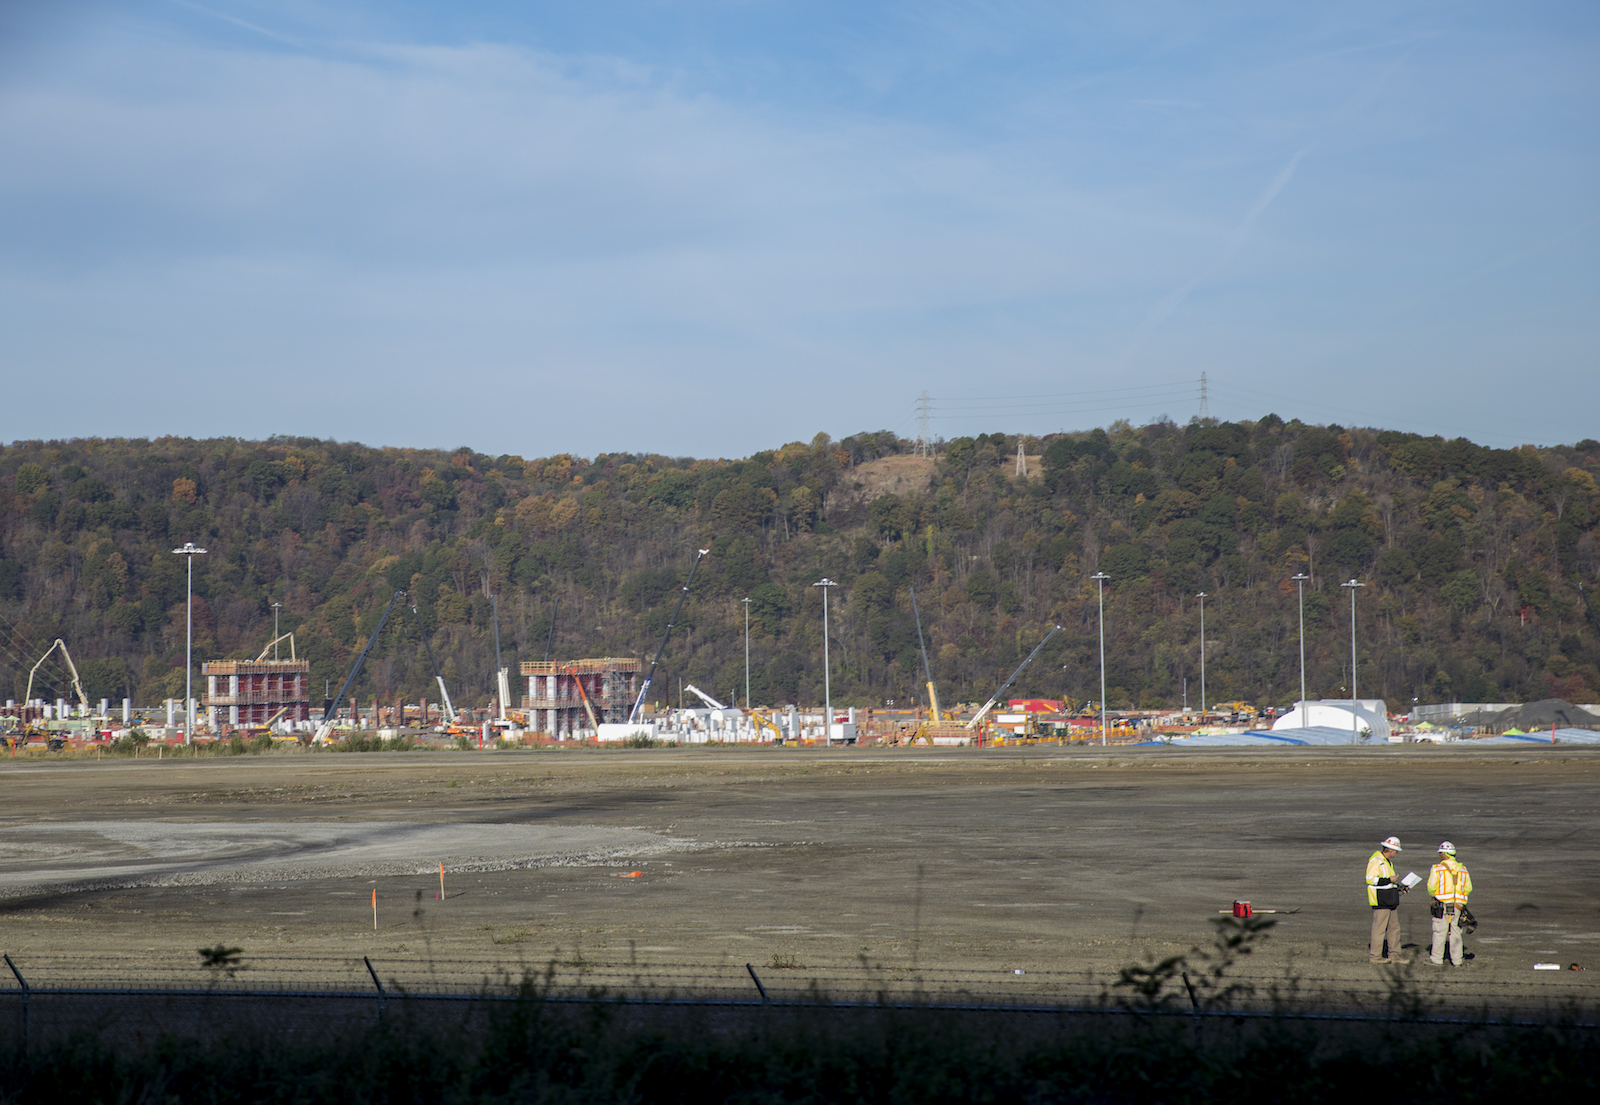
[3,948,1596,1047]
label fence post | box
[3,954,27,1045]
[363,956,386,1016]
[745,963,770,1003]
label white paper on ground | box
[1401,872,1422,888]
[1533,963,1561,970]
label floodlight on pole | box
[813,579,839,742]
[1091,572,1110,747]
[172,543,207,744]
[272,602,283,660]
[1291,573,1310,727]
[1196,592,1207,713]
[741,596,752,710]
[1341,578,1365,743]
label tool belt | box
[1431,899,1445,918]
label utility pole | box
[813,578,839,741]
[172,543,207,743]
[1196,592,1207,713]
[915,392,932,458]
[1341,579,1365,743]
[1015,442,1027,478]
[1091,572,1110,746]
[1292,573,1310,727]
[1198,372,1210,420]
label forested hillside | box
[3,418,1599,717]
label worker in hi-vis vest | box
[1427,841,1473,966]
[1365,835,1409,963]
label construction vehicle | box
[909,586,949,720]
[491,594,512,726]
[628,549,709,724]
[685,684,742,720]
[314,591,405,744]
[967,626,1063,734]
[24,639,91,723]
[748,710,784,743]
[410,599,457,727]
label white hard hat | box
[1380,836,1402,851]
[1438,840,1456,854]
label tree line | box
[2,419,1597,716]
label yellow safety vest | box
[1365,849,1397,907]
[1427,858,1472,906]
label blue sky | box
[2,1,1595,456]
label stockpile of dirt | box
[1463,698,1600,732]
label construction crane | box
[255,633,297,661]
[491,594,511,725]
[967,626,1063,731]
[313,591,406,744]
[410,599,457,726]
[908,586,946,722]
[24,640,91,720]
[628,549,709,724]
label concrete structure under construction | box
[521,658,642,738]
[202,659,312,731]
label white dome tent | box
[1272,699,1392,743]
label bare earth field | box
[2,746,1597,1014]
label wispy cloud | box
[1130,147,1307,345]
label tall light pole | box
[272,601,283,660]
[172,542,207,743]
[1196,591,1207,714]
[1091,572,1109,746]
[741,596,751,709]
[1341,578,1365,743]
[813,578,838,742]
[1291,573,1310,727]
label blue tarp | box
[1132,726,1367,748]
[1468,728,1600,746]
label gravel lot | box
[2,746,1597,1012]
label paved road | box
[2,746,1596,1012]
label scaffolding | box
[520,658,641,739]
[202,659,311,731]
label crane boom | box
[684,684,728,711]
[410,601,456,724]
[967,625,1063,730]
[567,666,601,732]
[314,590,405,743]
[908,586,943,721]
[628,549,710,723]
[24,640,91,718]
[255,633,298,661]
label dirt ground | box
[2,746,1597,1013]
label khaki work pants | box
[1369,906,1401,961]
[1431,907,1464,965]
